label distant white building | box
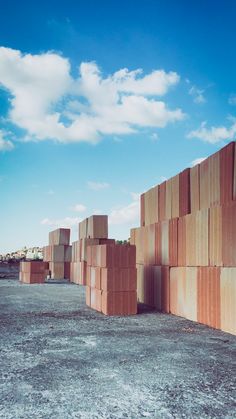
[26,248,43,260]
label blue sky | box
[0,0,236,253]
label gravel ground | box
[0,279,235,419]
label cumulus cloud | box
[41,217,81,228]
[109,192,140,225]
[0,130,14,151]
[187,120,236,144]
[0,47,185,144]
[87,181,110,191]
[70,203,87,212]
[191,157,207,166]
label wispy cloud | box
[228,94,236,105]
[87,181,110,191]
[41,217,81,228]
[191,157,207,166]
[109,192,140,225]
[70,203,87,212]
[187,120,236,143]
[0,47,185,144]
[188,85,206,104]
[0,130,14,151]
[47,189,55,195]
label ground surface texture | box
[0,279,235,419]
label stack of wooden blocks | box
[86,243,137,315]
[70,215,115,285]
[131,142,236,335]
[43,228,71,279]
[19,261,49,284]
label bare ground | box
[0,278,235,419]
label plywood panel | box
[186,213,196,266]
[209,206,222,266]
[171,174,179,219]
[159,181,166,221]
[197,267,221,329]
[220,268,236,335]
[169,218,178,267]
[178,216,186,266]
[170,267,198,321]
[140,193,145,227]
[161,221,169,266]
[179,168,190,217]
[190,164,200,213]
[222,201,236,266]
[220,141,234,204]
[209,151,220,207]
[196,208,209,266]
[200,158,210,210]
[165,179,172,220]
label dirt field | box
[0,279,235,419]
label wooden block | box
[80,238,99,261]
[72,241,80,262]
[140,193,145,226]
[87,215,108,239]
[64,245,72,262]
[49,228,70,245]
[179,168,190,217]
[101,291,137,315]
[178,216,186,266]
[79,218,88,240]
[50,245,65,262]
[220,141,234,204]
[101,267,137,292]
[169,218,178,267]
[20,261,49,274]
[170,267,198,322]
[197,267,221,329]
[165,179,172,220]
[89,266,101,289]
[171,174,179,219]
[86,286,91,307]
[190,164,200,213]
[64,262,71,280]
[222,201,236,266]
[20,272,45,284]
[220,268,236,335]
[144,186,158,226]
[200,158,210,209]
[49,262,64,279]
[209,206,223,266]
[159,181,166,221]
[91,288,102,312]
[195,208,209,266]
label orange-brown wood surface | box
[165,179,172,220]
[190,164,200,213]
[222,201,236,266]
[220,142,234,204]
[179,168,190,217]
[170,267,198,321]
[140,193,145,226]
[178,216,186,266]
[220,268,236,335]
[209,206,222,266]
[197,267,221,329]
[171,174,179,219]
[159,181,166,221]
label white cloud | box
[87,181,110,191]
[47,189,55,195]
[0,130,14,151]
[191,157,207,166]
[228,94,236,105]
[109,192,140,225]
[109,201,139,225]
[187,120,236,144]
[188,85,206,104]
[0,47,185,144]
[41,217,81,228]
[70,203,86,212]
[150,132,159,141]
